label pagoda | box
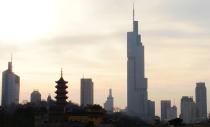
[55,69,68,109]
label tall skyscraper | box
[80,78,94,107]
[180,96,197,124]
[161,100,171,121]
[127,5,148,119]
[1,59,20,107]
[195,82,207,121]
[31,90,41,103]
[104,89,114,113]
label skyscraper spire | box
[8,54,13,72]
[133,2,135,21]
[109,89,112,97]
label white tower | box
[104,89,114,113]
[127,5,148,119]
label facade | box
[147,100,155,119]
[180,96,197,124]
[127,6,149,119]
[104,89,114,113]
[1,61,20,107]
[195,82,207,121]
[80,78,94,107]
[166,105,177,121]
[161,100,171,121]
[31,90,41,103]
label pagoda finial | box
[61,68,63,77]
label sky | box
[0,0,210,116]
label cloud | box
[157,0,210,29]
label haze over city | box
[0,0,210,116]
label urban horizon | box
[0,0,210,118]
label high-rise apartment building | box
[161,100,171,121]
[147,100,155,119]
[166,105,177,121]
[195,82,207,121]
[180,96,197,124]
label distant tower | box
[166,105,177,121]
[161,100,171,121]
[147,100,155,119]
[104,89,114,113]
[1,57,20,107]
[80,78,94,107]
[47,94,52,102]
[127,4,148,119]
[55,69,68,110]
[195,82,207,121]
[31,90,41,103]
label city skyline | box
[0,0,210,116]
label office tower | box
[127,5,149,119]
[180,96,197,124]
[166,105,177,121]
[80,78,94,107]
[1,59,20,107]
[195,82,207,121]
[147,100,155,119]
[31,90,41,103]
[161,100,171,121]
[104,89,114,113]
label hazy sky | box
[0,0,210,116]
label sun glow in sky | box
[0,0,57,42]
[0,0,210,116]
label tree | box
[168,118,183,126]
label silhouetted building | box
[1,59,20,107]
[180,96,196,124]
[161,100,171,121]
[80,78,93,107]
[127,5,150,119]
[55,70,68,110]
[104,89,114,113]
[31,90,41,103]
[48,69,69,124]
[195,82,207,121]
[147,100,155,119]
[166,105,177,121]
[47,94,52,102]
